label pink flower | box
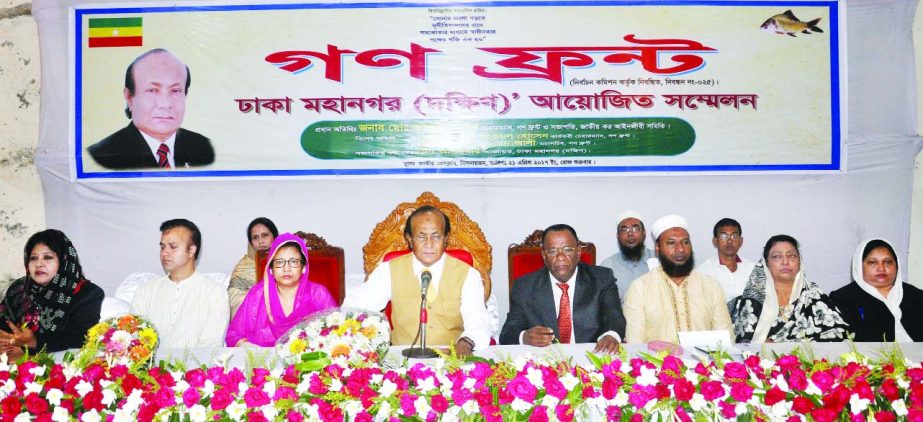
[251,368,270,388]
[792,396,816,414]
[243,387,271,408]
[354,411,373,422]
[730,382,754,402]
[286,411,305,422]
[723,362,748,381]
[700,380,725,401]
[811,370,835,393]
[672,379,695,401]
[274,387,298,402]
[182,387,201,408]
[399,394,417,417]
[185,368,207,388]
[628,385,654,408]
[605,406,621,420]
[675,405,692,422]
[247,412,269,422]
[554,404,574,422]
[211,389,232,411]
[507,374,538,402]
[311,398,343,422]
[481,405,502,422]
[451,388,473,406]
[430,394,449,413]
[24,393,49,414]
[787,369,808,391]
[810,408,837,422]
[602,377,620,400]
[718,400,736,419]
[308,374,328,395]
[544,377,567,400]
[528,406,549,422]
[661,355,684,377]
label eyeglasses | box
[768,253,799,263]
[717,233,741,241]
[543,246,578,256]
[618,225,642,234]
[413,233,445,243]
[272,258,303,268]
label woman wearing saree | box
[731,234,849,343]
[226,233,336,347]
[228,217,278,317]
[0,229,104,358]
[831,238,923,341]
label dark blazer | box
[500,262,626,345]
[830,281,923,342]
[87,122,214,169]
[0,279,104,352]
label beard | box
[659,251,695,278]
[619,241,646,261]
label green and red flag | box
[88,17,142,48]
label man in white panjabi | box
[623,215,733,344]
[131,219,229,348]
[696,217,756,305]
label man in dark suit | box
[500,224,626,353]
[88,48,214,170]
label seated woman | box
[226,233,336,347]
[0,229,104,358]
[731,234,849,343]
[228,217,278,317]
[831,239,923,341]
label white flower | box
[201,380,215,398]
[526,367,544,386]
[112,409,136,422]
[771,401,790,418]
[261,404,279,420]
[510,397,532,413]
[689,393,707,411]
[588,372,603,384]
[52,406,70,422]
[376,400,392,418]
[101,388,117,406]
[613,389,629,407]
[262,380,277,398]
[0,354,10,372]
[513,354,531,371]
[684,368,699,384]
[735,402,748,415]
[75,380,94,396]
[110,330,132,351]
[463,377,476,390]
[226,402,246,420]
[893,399,909,416]
[123,389,143,413]
[0,379,14,395]
[849,394,870,413]
[329,378,343,392]
[561,373,580,391]
[296,377,311,395]
[46,388,63,406]
[635,366,658,386]
[541,394,560,408]
[81,409,101,422]
[462,398,480,415]
[188,404,207,422]
[342,400,363,417]
[898,377,910,389]
[28,365,46,377]
[804,381,822,396]
[14,414,30,422]
[414,395,432,415]
[237,381,249,395]
[417,376,437,393]
[24,381,42,395]
[379,379,397,397]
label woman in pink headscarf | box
[226,233,336,347]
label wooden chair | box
[507,229,596,292]
[256,232,346,305]
[362,191,492,300]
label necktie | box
[156,144,171,169]
[556,282,571,344]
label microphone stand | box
[402,271,438,358]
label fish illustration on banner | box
[760,10,823,37]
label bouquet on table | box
[275,307,390,371]
[73,314,158,371]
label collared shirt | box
[623,268,733,344]
[600,248,654,301]
[516,268,621,344]
[140,131,178,168]
[131,271,230,348]
[342,253,491,350]
[697,255,756,302]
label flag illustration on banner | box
[88,17,142,48]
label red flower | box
[875,411,897,422]
[821,386,850,413]
[602,377,620,400]
[243,387,271,408]
[24,393,49,414]
[764,386,786,406]
[881,378,901,401]
[121,373,143,395]
[528,405,549,422]
[82,390,104,411]
[211,389,233,411]
[673,379,695,401]
[723,362,748,382]
[185,368,207,388]
[1,396,21,418]
[700,380,725,401]
[792,396,816,414]
[430,394,448,413]
[811,370,835,393]
[810,408,837,422]
[730,382,754,402]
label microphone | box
[402,270,438,359]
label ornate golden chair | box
[507,229,596,293]
[362,191,492,300]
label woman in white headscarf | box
[830,239,923,342]
[731,235,849,343]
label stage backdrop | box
[33,0,920,327]
[71,1,843,178]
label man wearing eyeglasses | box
[696,218,756,305]
[499,224,626,353]
[131,219,229,348]
[600,210,655,302]
[342,205,491,356]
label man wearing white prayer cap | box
[623,215,734,344]
[600,210,654,302]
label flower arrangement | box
[275,308,390,370]
[1,344,923,420]
[73,314,158,370]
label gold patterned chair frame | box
[362,191,492,300]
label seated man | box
[696,218,756,304]
[343,206,490,355]
[600,210,654,302]
[500,224,625,353]
[623,215,733,344]
[132,219,229,348]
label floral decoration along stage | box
[72,314,158,371]
[2,317,923,421]
[275,308,391,371]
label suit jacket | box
[500,262,626,345]
[830,281,923,342]
[87,122,214,169]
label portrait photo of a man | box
[87,48,214,170]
